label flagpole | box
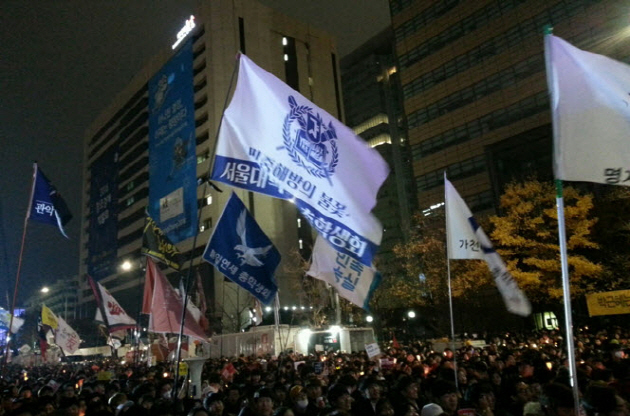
[555,180,580,414]
[2,163,38,375]
[443,174,458,390]
[173,53,240,400]
[273,293,282,354]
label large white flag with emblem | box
[546,34,630,186]
[211,54,389,266]
[445,177,531,317]
[307,236,381,311]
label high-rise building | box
[391,0,629,213]
[340,28,416,269]
[79,0,341,333]
[26,276,79,321]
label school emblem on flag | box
[203,192,280,304]
[282,96,339,180]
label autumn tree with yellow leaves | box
[375,180,606,310]
[487,180,603,303]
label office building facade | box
[340,29,416,269]
[79,0,341,333]
[390,0,629,213]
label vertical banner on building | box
[148,39,197,243]
[88,146,119,280]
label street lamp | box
[121,260,133,271]
[40,287,49,294]
[366,315,374,323]
[407,311,416,319]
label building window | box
[200,218,212,232]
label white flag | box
[55,316,80,354]
[0,309,24,334]
[445,175,483,260]
[95,281,136,331]
[445,177,531,317]
[307,236,381,310]
[546,34,630,185]
[211,54,388,266]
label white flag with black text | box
[445,177,531,317]
[546,34,630,186]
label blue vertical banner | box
[88,146,119,280]
[148,39,197,243]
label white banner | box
[307,236,381,310]
[446,178,531,317]
[55,316,80,354]
[546,34,630,186]
[445,175,483,260]
[211,54,389,266]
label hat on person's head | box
[289,385,304,401]
[421,403,444,416]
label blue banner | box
[28,163,72,237]
[202,193,280,305]
[87,147,119,280]
[148,39,197,243]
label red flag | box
[195,270,210,332]
[142,258,157,314]
[392,333,401,349]
[221,362,237,381]
[147,258,207,341]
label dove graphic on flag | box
[234,210,273,267]
[203,192,280,304]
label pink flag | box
[147,258,207,341]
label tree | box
[591,186,630,291]
[376,179,606,312]
[487,180,603,302]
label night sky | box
[0,1,390,305]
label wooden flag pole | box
[2,164,38,375]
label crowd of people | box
[0,327,628,416]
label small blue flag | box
[28,163,72,238]
[202,192,280,305]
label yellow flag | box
[41,305,58,329]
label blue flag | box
[28,163,72,238]
[202,192,280,305]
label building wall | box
[340,29,417,272]
[79,0,339,333]
[391,0,630,213]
